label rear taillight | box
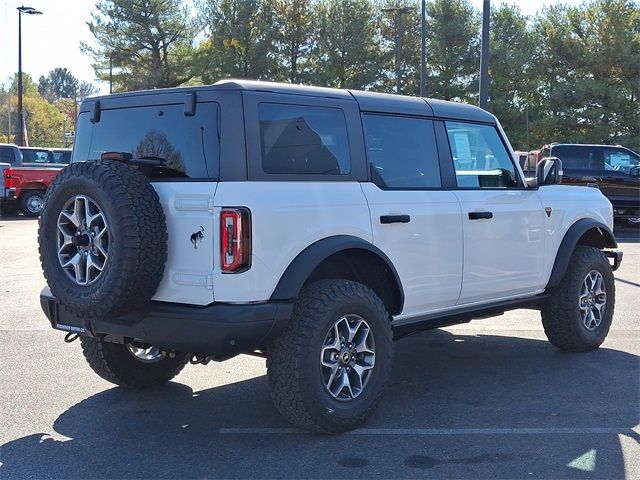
[3,169,15,189]
[220,207,251,273]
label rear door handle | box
[468,211,493,220]
[380,214,411,224]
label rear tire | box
[267,280,393,433]
[80,336,189,388]
[541,246,615,352]
[20,190,45,217]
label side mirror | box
[536,157,563,185]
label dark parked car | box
[537,144,640,226]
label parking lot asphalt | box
[0,216,638,479]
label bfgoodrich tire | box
[80,336,189,388]
[38,160,167,318]
[267,280,394,433]
[542,246,615,352]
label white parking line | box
[219,427,630,435]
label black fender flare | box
[546,218,617,288]
[269,235,405,314]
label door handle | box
[468,211,493,220]
[380,214,411,224]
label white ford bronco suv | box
[38,80,622,433]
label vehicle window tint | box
[259,103,350,175]
[85,103,219,178]
[445,122,520,188]
[0,147,16,164]
[52,151,71,164]
[363,114,440,188]
[604,149,640,175]
[552,146,602,170]
[21,149,51,163]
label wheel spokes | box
[320,314,376,401]
[57,195,109,286]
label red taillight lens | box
[3,169,15,189]
[220,207,251,273]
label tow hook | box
[64,332,80,343]
[190,354,216,366]
[604,250,623,271]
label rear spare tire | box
[38,160,167,318]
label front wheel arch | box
[546,219,617,289]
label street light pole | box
[16,6,42,146]
[382,6,414,95]
[420,0,426,97]
[478,0,490,110]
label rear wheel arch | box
[546,218,617,289]
[269,236,404,316]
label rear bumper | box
[40,287,293,358]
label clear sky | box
[0,0,586,95]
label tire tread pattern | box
[267,279,393,433]
[38,160,167,318]
[541,246,615,352]
[80,336,188,388]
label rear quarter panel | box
[212,182,373,303]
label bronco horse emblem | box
[190,226,205,249]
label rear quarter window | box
[259,103,351,175]
[73,103,220,179]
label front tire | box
[542,246,615,352]
[80,336,189,388]
[267,280,393,433]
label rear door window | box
[75,103,219,179]
[363,114,441,188]
[259,103,351,175]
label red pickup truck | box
[2,166,62,217]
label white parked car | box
[38,80,622,433]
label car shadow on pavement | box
[1,330,638,479]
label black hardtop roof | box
[84,79,495,123]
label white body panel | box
[151,178,614,317]
[150,182,217,305]
[534,185,613,284]
[211,182,372,303]
[454,190,546,304]
[360,183,463,318]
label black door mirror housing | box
[536,157,563,185]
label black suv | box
[539,143,640,226]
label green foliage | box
[487,4,536,149]
[195,0,280,82]
[16,0,633,151]
[38,68,98,103]
[273,0,314,83]
[1,74,66,147]
[531,0,640,151]
[312,0,384,89]
[83,0,197,91]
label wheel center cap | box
[340,350,351,364]
[73,232,91,248]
